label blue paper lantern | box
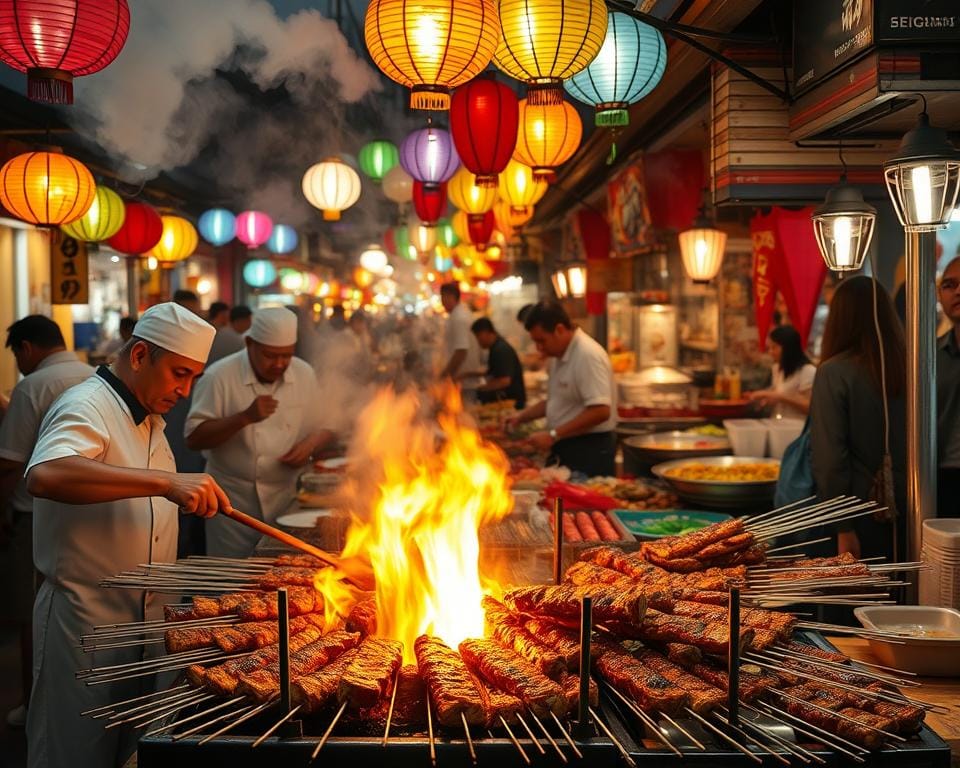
[198,208,236,246]
[564,12,667,128]
[267,224,298,255]
[243,259,277,288]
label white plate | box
[319,457,349,471]
[276,509,333,529]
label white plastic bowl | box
[854,605,960,676]
[764,418,805,459]
[723,419,768,457]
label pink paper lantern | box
[235,210,273,249]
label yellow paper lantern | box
[494,0,607,105]
[0,151,95,226]
[409,221,438,254]
[364,0,502,111]
[450,210,471,244]
[447,167,497,218]
[494,197,534,239]
[149,215,198,266]
[302,158,362,221]
[354,266,374,288]
[514,98,583,180]
[61,185,125,241]
[498,158,549,212]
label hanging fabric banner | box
[607,159,652,255]
[750,210,781,351]
[770,206,827,348]
[642,150,704,230]
[577,208,612,317]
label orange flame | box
[316,385,512,662]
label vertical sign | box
[750,213,780,351]
[51,235,89,305]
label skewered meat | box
[164,612,328,654]
[275,553,326,568]
[459,639,567,718]
[414,635,486,727]
[163,604,198,622]
[473,674,524,727]
[674,659,778,702]
[521,617,584,669]
[778,639,849,664]
[164,626,215,654]
[564,562,728,605]
[387,664,427,727]
[635,649,725,714]
[594,645,689,715]
[661,642,702,666]
[557,671,599,713]
[643,544,765,573]
[483,597,565,678]
[503,584,649,627]
[670,600,796,638]
[237,630,360,702]
[747,628,781,652]
[236,586,319,621]
[780,697,893,749]
[192,592,253,618]
[579,547,744,591]
[642,519,747,561]
[291,649,358,714]
[345,596,377,637]
[563,561,628,586]
[192,625,324,695]
[338,637,404,710]
[696,532,756,560]
[621,609,754,656]
[257,566,321,589]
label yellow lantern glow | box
[447,167,497,218]
[493,197,534,239]
[498,158,549,212]
[514,98,583,180]
[0,150,95,226]
[302,158,362,221]
[353,266,374,288]
[364,0,502,111]
[494,0,607,105]
[61,185,125,241]
[149,215,198,266]
[450,210,471,244]
[679,226,727,283]
[409,221,438,254]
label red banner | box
[642,150,704,231]
[577,209,611,317]
[750,211,780,351]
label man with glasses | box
[937,257,960,517]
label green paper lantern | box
[358,140,399,183]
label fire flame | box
[317,385,513,662]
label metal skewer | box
[104,691,213,729]
[252,704,302,748]
[104,686,206,721]
[514,712,547,757]
[172,703,256,741]
[81,683,191,717]
[461,711,478,764]
[770,690,907,742]
[425,696,437,767]
[683,707,763,764]
[124,694,220,731]
[499,715,531,765]
[549,711,584,759]
[660,711,706,750]
[603,684,681,757]
[754,701,868,761]
[553,497,564,585]
[197,700,275,745]
[710,711,791,766]
[382,669,400,746]
[525,710,565,762]
[310,700,347,761]
[588,706,636,768]
[721,706,823,765]
[145,696,245,737]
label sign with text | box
[876,0,959,42]
[51,235,88,305]
[794,0,874,94]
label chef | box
[24,302,228,768]
[186,307,333,558]
[506,300,617,477]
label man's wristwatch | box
[548,428,559,442]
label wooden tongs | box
[222,507,374,590]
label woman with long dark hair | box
[810,276,906,560]
[750,324,816,418]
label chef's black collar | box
[97,365,150,426]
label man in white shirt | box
[187,307,333,558]
[439,282,483,402]
[207,305,252,365]
[0,316,94,729]
[507,301,617,477]
[24,302,229,768]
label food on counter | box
[547,510,624,542]
[629,513,721,537]
[292,649,358,714]
[663,461,779,482]
[338,636,404,709]
[414,635,487,727]
[580,476,680,510]
[503,584,649,628]
[685,424,727,438]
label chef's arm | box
[185,412,252,450]
[440,349,467,379]
[26,456,231,517]
[552,404,611,440]
[477,375,511,392]
[511,400,547,425]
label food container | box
[723,419,768,457]
[854,605,960,676]
[651,456,780,510]
[622,431,731,476]
[509,490,541,521]
[617,366,697,413]
[764,418,805,459]
[611,509,732,540]
[919,518,960,609]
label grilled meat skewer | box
[414,635,487,727]
[338,637,404,710]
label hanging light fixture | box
[679,209,727,284]
[107,201,163,255]
[382,164,414,205]
[450,75,519,187]
[0,0,130,104]
[494,0,607,106]
[566,265,587,298]
[364,0,501,111]
[498,158,549,213]
[551,269,569,298]
[149,215,199,267]
[468,209,495,250]
[884,111,960,232]
[447,167,497,222]
[197,208,236,246]
[437,217,460,248]
[360,243,389,274]
[302,158,362,221]
[358,140,399,183]
[0,150,96,227]
[235,210,273,249]
[513,98,583,180]
[400,125,460,188]
[812,178,877,272]
[408,220,438,254]
[61,185,125,241]
[413,180,448,225]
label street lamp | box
[551,268,569,298]
[678,210,726,283]
[811,179,877,272]
[566,265,588,298]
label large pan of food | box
[651,456,780,510]
[623,430,731,471]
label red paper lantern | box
[0,0,131,104]
[413,181,448,225]
[107,201,163,255]
[468,210,495,250]
[450,76,519,188]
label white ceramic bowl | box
[854,605,960,676]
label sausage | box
[561,512,583,542]
[591,511,620,541]
[575,511,601,541]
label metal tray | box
[624,430,731,466]
[651,456,779,511]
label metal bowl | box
[651,456,780,510]
[624,431,731,465]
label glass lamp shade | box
[678,225,726,283]
[566,265,587,298]
[884,113,960,232]
[812,183,877,272]
[551,269,569,298]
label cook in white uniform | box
[24,303,230,768]
[439,282,483,402]
[186,307,333,558]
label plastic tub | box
[723,419,768,457]
[854,606,960,676]
[764,418,805,459]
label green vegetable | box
[636,517,713,535]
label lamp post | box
[811,180,877,273]
[883,111,960,570]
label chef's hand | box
[837,530,861,559]
[528,430,554,451]
[166,473,232,518]
[244,395,278,424]
[503,414,523,433]
[278,435,324,468]
[748,389,776,407]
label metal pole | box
[727,583,741,728]
[905,230,937,594]
[125,257,139,316]
[573,596,593,741]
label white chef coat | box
[186,349,322,558]
[546,329,618,433]
[0,350,93,513]
[444,303,484,391]
[26,368,179,768]
[771,363,817,419]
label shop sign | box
[794,0,874,94]
[51,235,89,305]
[750,221,779,351]
[875,0,959,42]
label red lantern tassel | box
[27,68,73,105]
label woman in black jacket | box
[810,276,906,561]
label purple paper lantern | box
[399,126,460,189]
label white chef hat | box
[133,302,216,363]
[247,307,298,347]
